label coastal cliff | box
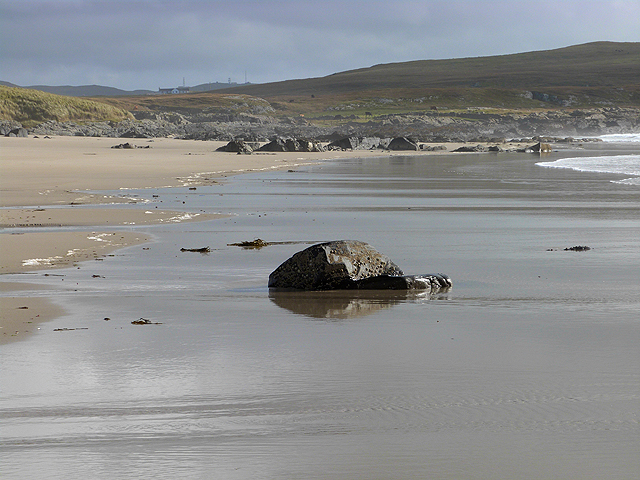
[8,107,638,143]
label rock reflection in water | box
[269,289,449,320]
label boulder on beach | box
[258,138,288,152]
[268,240,452,291]
[258,137,324,152]
[525,142,552,153]
[7,127,29,138]
[453,144,489,153]
[326,136,390,151]
[216,140,256,154]
[388,137,419,151]
[284,138,325,152]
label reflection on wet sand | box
[269,289,451,319]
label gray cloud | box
[2,0,639,90]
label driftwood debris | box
[228,238,270,249]
[180,246,210,253]
[228,239,321,250]
[564,245,591,251]
[131,318,163,325]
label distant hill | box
[190,82,252,93]
[220,42,640,97]
[0,81,253,97]
[0,82,153,97]
[4,42,640,127]
[0,85,133,127]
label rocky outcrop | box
[257,138,287,151]
[420,144,448,151]
[4,127,28,137]
[453,144,489,153]
[257,137,324,152]
[524,142,552,153]
[326,136,391,150]
[0,120,23,136]
[20,106,640,143]
[387,137,419,150]
[216,140,258,153]
[284,138,325,152]
[268,240,452,292]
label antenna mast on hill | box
[183,77,185,87]
[245,71,247,84]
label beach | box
[1,136,638,479]
[1,135,451,342]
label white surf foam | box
[597,133,640,143]
[537,154,640,185]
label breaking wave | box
[598,133,640,143]
[537,154,640,185]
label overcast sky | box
[2,0,639,91]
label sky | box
[1,0,639,91]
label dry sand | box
[0,135,500,342]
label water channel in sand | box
[1,143,639,479]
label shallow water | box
[2,144,639,479]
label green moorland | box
[0,85,133,127]
[222,41,640,117]
[93,42,640,121]
[2,42,639,127]
[228,41,640,95]
[97,92,276,116]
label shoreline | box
[0,135,529,343]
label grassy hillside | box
[0,85,133,127]
[224,42,640,96]
[5,42,639,128]
[95,92,276,116]
[90,42,640,121]
[22,84,154,97]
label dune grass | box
[0,85,133,127]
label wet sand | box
[1,135,468,208]
[0,135,497,342]
[1,143,638,479]
[0,282,66,345]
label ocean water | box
[1,143,639,479]
[538,134,640,185]
[537,154,640,184]
[599,133,640,142]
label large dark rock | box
[355,274,452,290]
[284,138,325,152]
[268,240,452,291]
[6,127,28,137]
[453,144,489,152]
[257,138,324,152]
[268,241,402,290]
[0,120,23,136]
[387,137,419,151]
[258,138,288,152]
[326,136,358,150]
[326,136,390,151]
[216,140,256,154]
[525,142,552,153]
